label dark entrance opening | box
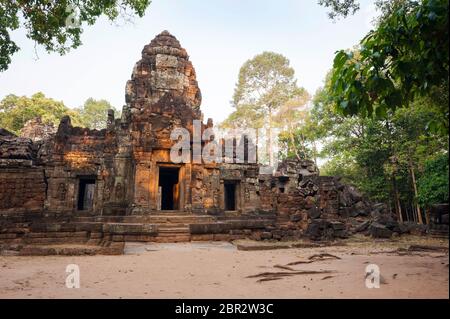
[159,167,180,210]
[224,182,237,211]
[77,178,96,210]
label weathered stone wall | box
[43,116,120,214]
[0,169,46,212]
[0,134,47,213]
[20,117,56,142]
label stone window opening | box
[278,176,289,194]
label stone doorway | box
[158,166,180,211]
[224,181,237,211]
[77,178,95,211]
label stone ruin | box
[0,31,429,255]
[20,117,57,142]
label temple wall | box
[43,118,119,215]
[0,168,46,212]
[0,134,47,213]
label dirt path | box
[0,239,448,299]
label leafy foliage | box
[417,153,449,207]
[317,0,360,19]
[77,97,119,130]
[222,52,308,165]
[0,0,152,71]
[0,92,82,134]
[328,0,449,132]
[275,91,313,160]
[231,51,300,119]
[0,93,118,133]
[308,76,449,218]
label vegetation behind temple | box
[316,0,449,223]
[0,92,120,133]
[222,0,449,223]
[222,63,448,223]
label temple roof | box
[148,30,182,49]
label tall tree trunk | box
[287,122,301,160]
[411,203,417,223]
[267,105,273,167]
[312,141,318,166]
[409,159,423,224]
[391,173,403,222]
[299,133,307,159]
[255,128,259,163]
[425,208,430,225]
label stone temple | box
[0,31,374,254]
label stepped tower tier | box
[124,30,202,118]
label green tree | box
[275,90,312,161]
[78,97,117,130]
[223,51,305,166]
[328,0,449,132]
[318,0,360,19]
[306,71,448,223]
[0,0,152,71]
[417,153,449,207]
[0,92,82,134]
[319,0,424,21]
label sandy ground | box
[0,236,448,299]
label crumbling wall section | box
[20,117,56,142]
[0,135,47,213]
[44,116,119,214]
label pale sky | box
[0,0,377,123]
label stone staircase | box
[69,211,276,243]
[70,212,214,242]
[429,224,449,239]
[156,224,191,242]
[0,211,277,255]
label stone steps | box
[158,227,190,232]
[429,229,449,239]
[152,235,192,243]
[0,212,278,250]
[72,215,215,224]
[103,223,158,235]
[429,224,449,238]
[1,243,124,256]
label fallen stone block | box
[369,222,393,238]
[307,207,321,219]
[260,232,272,240]
[355,220,371,232]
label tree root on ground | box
[286,253,341,266]
[273,264,296,271]
[248,270,335,283]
